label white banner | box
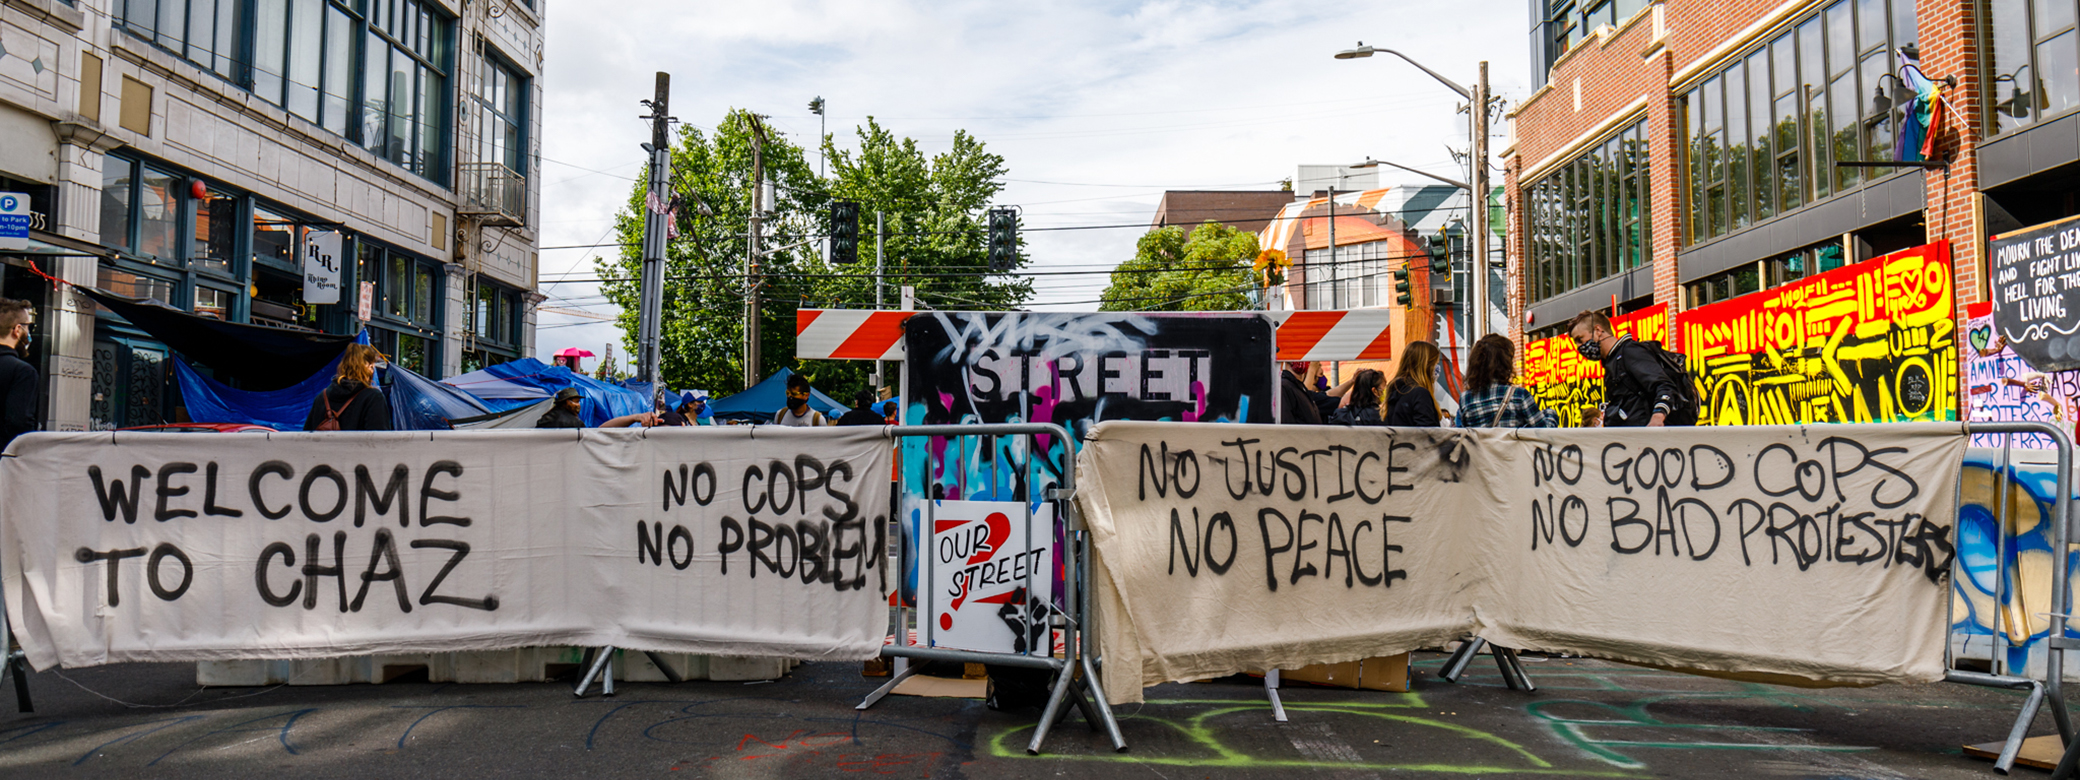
[0,427,891,669]
[302,229,342,304]
[1078,422,1964,704]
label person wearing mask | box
[1567,311,1691,427]
[660,392,711,426]
[1383,341,1445,427]
[1330,369,1387,426]
[304,344,393,431]
[1279,361,1325,424]
[774,374,830,426]
[536,387,656,429]
[0,298,38,451]
[1457,334,1555,429]
[835,390,888,426]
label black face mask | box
[787,396,809,411]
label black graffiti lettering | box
[1601,443,1633,493]
[821,460,858,523]
[350,528,412,613]
[1350,519,1381,585]
[691,462,717,506]
[1324,512,1354,587]
[1560,495,1589,547]
[798,521,830,584]
[1763,503,1822,570]
[1168,507,1201,576]
[1326,445,1358,503]
[1659,491,1721,561]
[1690,445,1735,490]
[1140,443,1169,500]
[1731,499,1766,566]
[203,462,242,517]
[301,531,348,611]
[969,351,1001,398]
[716,517,745,575]
[1608,496,1650,553]
[795,455,828,502]
[353,465,411,527]
[250,461,294,520]
[1205,511,1237,575]
[1754,443,1804,499]
[146,543,192,601]
[1894,514,1955,584]
[256,542,300,607]
[1380,515,1410,585]
[1817,437,1922,510]
[743,466,768,514]
[1354,451,1385,504]
[1291,509,1323,584]
[1252,448,1276,497]
[829,514,862,591]
[1173,448,1201,499]
[1385,441,1415,494]
[89,464,150,523]
[74,546,146,606]
[638,520,664,565]
[1835,511,1887,564]
[418,461,469,527]
[1218,437,1260,499]
[1532,494,1555,549]
[298,466,347,523]
[409,539,499,610]
[1257,508,1293,592]
[1633,447,1662,491]
[1055,353,1090,402]
[1651,487,1679,555]
[771,522,799,578]
[668,524,695,570]
[154,462,199,521]
[1557,445,1584,484]
[767,462,799,515]
[1276,448,1307,501]
[664,464,690,510]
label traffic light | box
[828,200,860,264]
[1393,267,1413,306]
[1427,233,1450,274]
[987,207,1018,272]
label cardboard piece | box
[1963,735,2064,770]
[1267,653,1410,693]
[891,674,989,699]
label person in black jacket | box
[304,344,392,431]
[535,387,655,429]
[835,390,888,426]
[1383,341,1444,427]
[1568,310,1686,427]
[1279,361,1324,424]
[0,298,39,451]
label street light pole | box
[1335,43,1493,338]
[636,72,671,388]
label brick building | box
[0,0,545,431]
[1149,190,1294,235]
[1506,0,2063,425]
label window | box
[477,55,528,174]
[193,286,231,320]
[253,207,300,271]
[472,282,522,346]
[1989,0,2080,134]
[115,0,454,184]
[364,242,441,329]
[1535,0,1650,85]
[97,267,176,304]
[1526,121,1650,303]
[137,166,180,261]
[1685,243,1846,307]
[1684,0,1917,244]
[192,186,237,276]
[100,157,135,252]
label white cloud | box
[533,0,1530,360]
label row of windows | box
[116,0,457,183]
[1524,122,1651,303]
[1988,0,2080,135]
[1540,0,1648,79]
[1302,240,1402,311]
[1683,242,1848,309]
[1683,0,1918,246]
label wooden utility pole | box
[743,115,767,391]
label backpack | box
[1634,340,1700,424]
[316,391,344,431]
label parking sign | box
[0,192,29,251]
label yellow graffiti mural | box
[1522,306,1669,428]
[1680,242,1957,425]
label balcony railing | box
[458,162,526,227]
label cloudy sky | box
[532,0,1532,361]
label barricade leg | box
[1263,669,1289,723]
[1072,527,1127,751]
[1493,647,1536,692]
[1025,659,1080,754]
[573,645,615,698]
[1439,637,1485,683]
[855,663,923,710]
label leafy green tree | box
[1100,222,1259,311]
[597,112,1029,398]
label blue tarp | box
[174,354,343,431]
[442,358,648,427]
[707,368,849,423]
[382,363,491,430]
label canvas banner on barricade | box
[1078,421,1965,704]
[0,427,891,670]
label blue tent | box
[707,368,848,423]
[174,354,343,430]
[441,358,648,427]
[382,363,491,430]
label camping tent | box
[451,399,553,429]
[441,358,648,427]
[707,368,849,423]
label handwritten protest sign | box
[1079,421,1962,704]
[0,427,890,669]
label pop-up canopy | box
[706,368,848,423]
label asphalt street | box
[0,651,2055,778]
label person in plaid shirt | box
[1456,334,1555,429]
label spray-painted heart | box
[1970,325,1993,352]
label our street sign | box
[0,192,30,251]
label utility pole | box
[743,115,767,391]
[871,210,885,391]
[1470,60,1491,338]
[636,72,671,389]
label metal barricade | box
[1952,422,2074,775]
[855,424,1126,755]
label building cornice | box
[1519,95,1651,184]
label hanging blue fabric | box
[380,362,490,430]
[173,353,344,430]
[355,328,372,345]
